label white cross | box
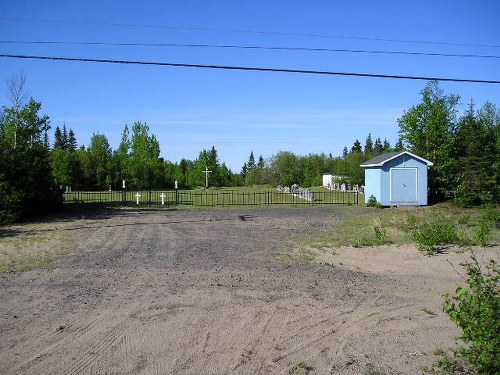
[203,166,212,188]
[160,193,166,205]
[135,192,141,205]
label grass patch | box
[296,361,314,372]
[302,204,499,253]
[0,251,63,273]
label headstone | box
[135,192,141,205]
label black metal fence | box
[63,189,360,207]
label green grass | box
[63,186,363,207]
[0,251,62,273]
[299,204,500,252]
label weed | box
[423,349,473,374]
[421,307,437,316]
[296,362,314,372]
[363,364,385,375]
[458,214,470,226]
[412,220,459,255]
[319,261,335,268]
[298,249,314,262]
[443,256,500,374]
[401,214,420,232]
[431,348,446,356]
[374,225,388,245]
[366,195,382,208]
[473,206,498,246]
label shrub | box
[373,225,388,245]
[366,195,382,208]
[443,256,500,374]
[412,221,459,254]
[473,206,499,246]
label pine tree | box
[351,139,362,153]
[373,137,383,154]
[395,137,404,151]
[342,146,348,159]
[247,151,256,169]
[364,133,373,155]
[68,129,77,151]
[54,126,64,149]
[61,124,69,151]
[257,155,265,168]
[383,138,391,151]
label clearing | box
[0,207,498,374]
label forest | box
[1,80,499,222]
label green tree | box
[247,151,256,170]
[351,139,362,153]
[301,153,325,187]
[68,129,77,151]
[257,155,265,168]
[443,256,500,374]
[383,138,391,152]
[51,126,80,189]
[454,101,499,205]
[111,124,131,188]
[398,81,460,200]
[269,151,301,186]
[394,137,404,151]
[87,133,113,189]
[128,122,164,189]
[364,133,373,155]
[241,162,248,178]
[0,98,61,223]
[373,137,383,155]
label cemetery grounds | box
[0,205,498,374]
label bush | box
[412,221,459,254]
[366,195,382,208]
[443,256,500,374]
[473,206,499,246]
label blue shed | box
[360,151,433,206]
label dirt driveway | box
[1,207,497,374]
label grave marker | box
[203,166,212,188]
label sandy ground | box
[0,207,498,375]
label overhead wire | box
[1,16,499,49]
[1,54,499,84]
[1,40,499,60]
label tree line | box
[398,81,499,205]
[1,77,498,223]
[51,123,395,191]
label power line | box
[1,40,499,60]
[1,16,499,49]
[1,53,499,84]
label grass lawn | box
[63,186,363,207]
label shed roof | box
[360,151,433,168]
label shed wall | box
[364,168,381,203]
[364,154,429,206]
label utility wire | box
[1,40,499,60]
[1,17,499,49]
[1,54,499,84]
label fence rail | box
[63,189,360,207]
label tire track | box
[52,301,146,375]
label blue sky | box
[1,0,499,171]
